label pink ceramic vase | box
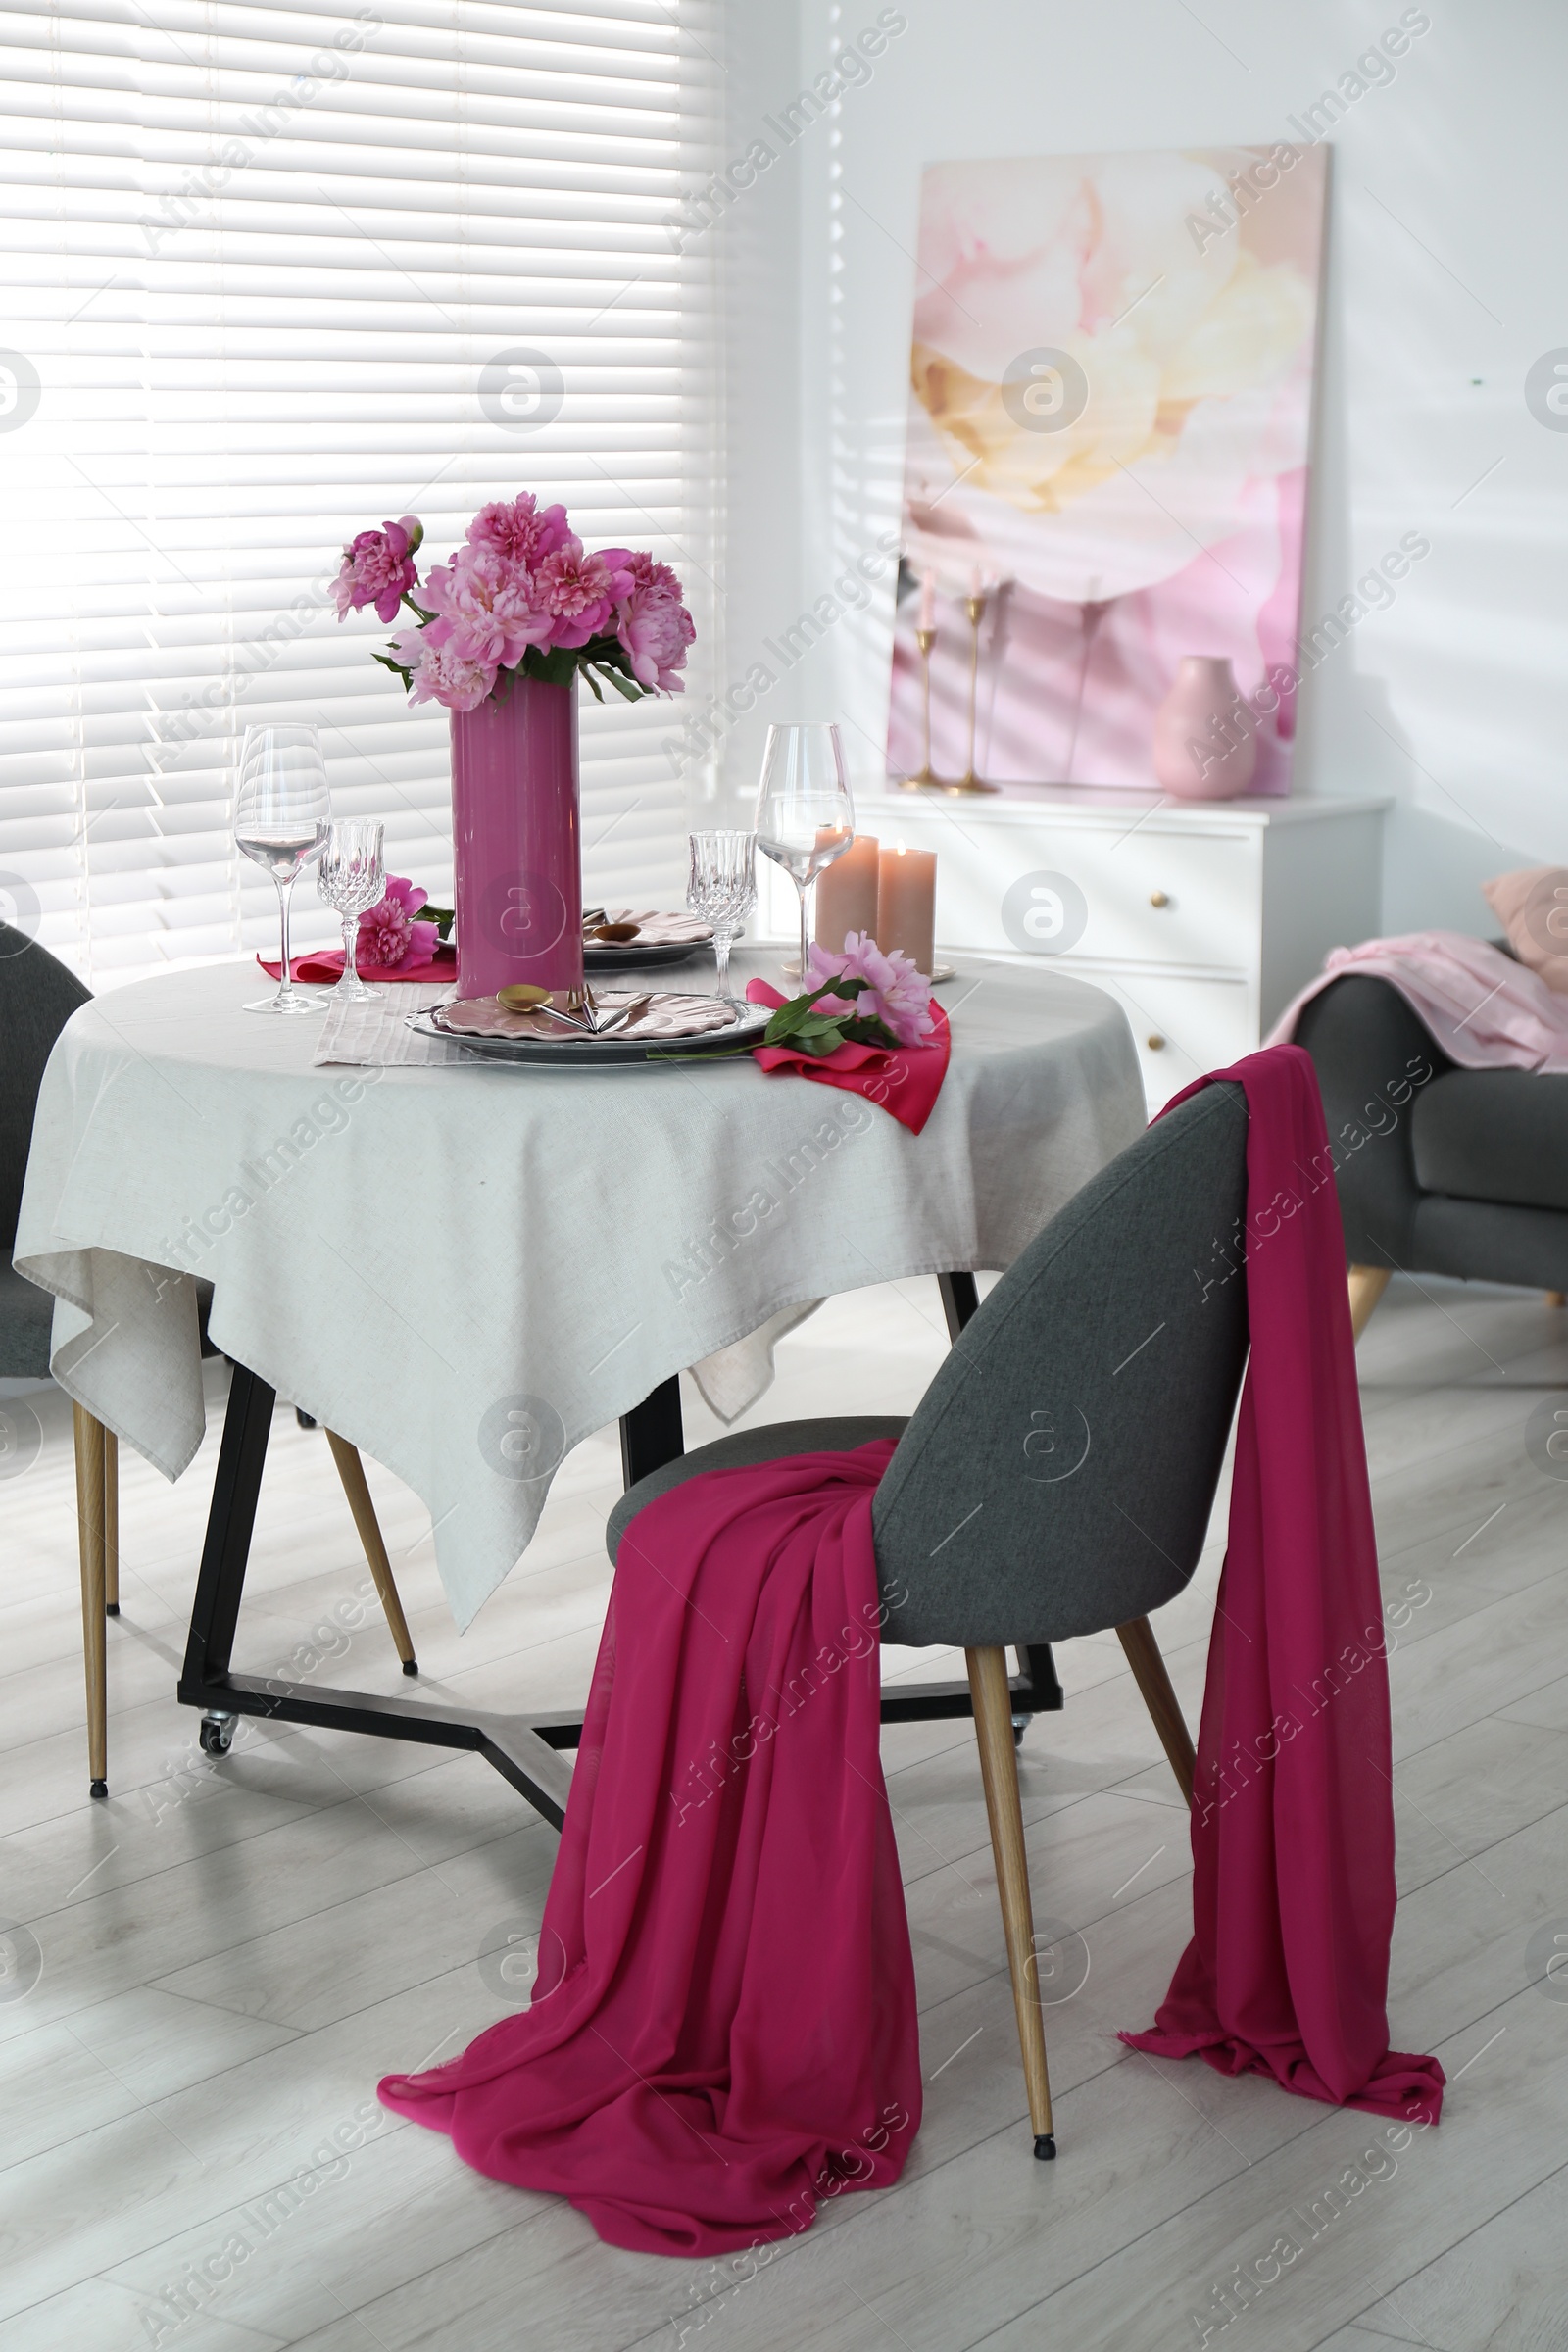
[1152,656,1256,801]
[450,678,584,1002]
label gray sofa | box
[1293,970,1568,1329]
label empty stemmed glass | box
[687,831,757,1003]
[235,724,330,1014]
[317,820,386,1003]
[753,722,854,981]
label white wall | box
[713,0,1568,937]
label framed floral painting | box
[887,145,1328,794]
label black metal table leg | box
[619,1374,684,1485]
[1020,1642,1064,1711]
[179,1362,273,1695]
[937,1270,980,1343]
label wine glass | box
[687,831,757,1003]
[235,724,330,1014]
[753,722,854,983]
[317,820,386,1003]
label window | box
[0,0,720,985]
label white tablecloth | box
[15,951,1144,1626]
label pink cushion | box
[1483,866,1568,994]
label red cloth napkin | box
[257,943,456,985]
[1122,1044,1445,2125]
[744,978,950,1134]
[378,1441,921,2256]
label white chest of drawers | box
[759,788,1389,1110]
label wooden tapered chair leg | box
[1347,1264,1391,1343]
[966,1644,1055,2158]
[103,1429,120,1613]
[73,1404,108,1797]
[324,1431,417,1675]
[1116,1616,1195,1807]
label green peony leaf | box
[760,975,898,1055]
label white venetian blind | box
[0,0,720,986]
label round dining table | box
[16,945,1145,1821]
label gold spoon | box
[495,982,596,1035]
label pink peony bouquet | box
[764,931,937,1056]
[331,493,694,713]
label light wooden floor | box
[2,1273,1566,2351]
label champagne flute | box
[235,724,330,1014]
[687,831,757,1003]
[317,819,386,1002]
[753,722,854,983]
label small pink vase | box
[1152,656,1256,801]
[450,677,584,1002]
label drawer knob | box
[1149,890,1170,908]
[1147,1034,1166,1052]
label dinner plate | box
[411,992,769,1066]
[581,909,713,974]
[583,938,706,972]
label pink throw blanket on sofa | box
[1266,928,1568,1072]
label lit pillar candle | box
[877,842,937,975]
[813,831,879,955]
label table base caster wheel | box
[1012,1714,1030,1747]
[199,1711,237,1757]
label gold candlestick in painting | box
[900,624,942,790]
[947,592,1000,795]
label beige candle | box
[877,842,937,975]
[813,831,879,955]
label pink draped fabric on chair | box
[1123,1046,1445,2124]
[379,1442,920,2255]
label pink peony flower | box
[804,929,936,1047]
[533,538,634,649]
[333,516,423,624]
[392,629,497,714]
[357,875,440,971]
[421,544,554,671]
[466,492,570,571]
[611,550,695,691]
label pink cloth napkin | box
[1122,1044,1445,2125]
[743,978,951,1134]
[257,943,456,985]
[378,1441,921,2255]
[1267,929,1568,1071]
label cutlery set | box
[495,983,653,1038]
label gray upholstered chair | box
[609,1081,1251,2158]
[0,919,418,1798]
[1295,971,1568,1338]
